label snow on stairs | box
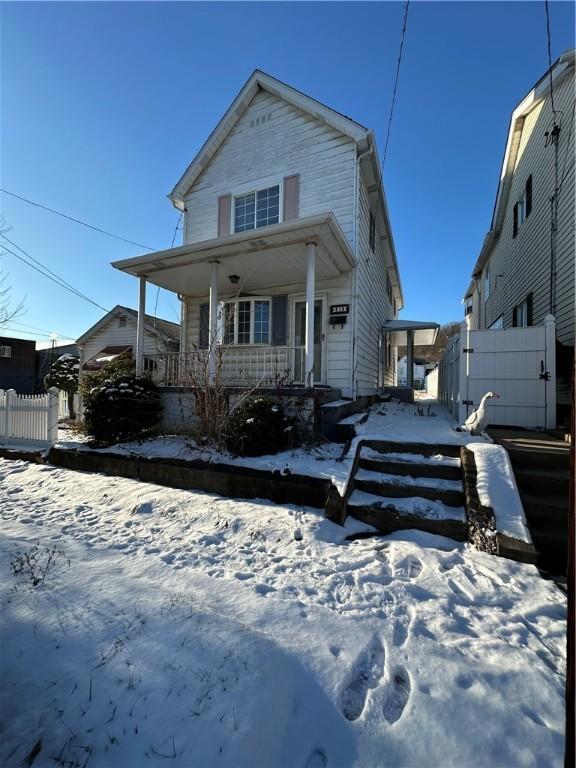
[347,441,468,541]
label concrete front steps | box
[346,441,468,541]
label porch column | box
[208,260,219,382]
[406,329,414,390]
[135,275,147,375]
[305,242,316,387]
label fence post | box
[458,320,469,425]
[5,389,16,438]
[543,314,556,429]
[47,387,59,444]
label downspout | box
[350,143,374,399]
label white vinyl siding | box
[481,70,574,346]
[353,173,396,395]
[184,89,357,247]
[80,317,175,368]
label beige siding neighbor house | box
[76,305,180,378]
[113,71,432,404]
[464,49,575,423]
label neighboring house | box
[464,49,575,423]
[113,70,438,399]
[0,336,36,393]
[396,356,429,390]
[76,305,180,378]
[36,343,78,393]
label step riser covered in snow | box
[359,457,462,481]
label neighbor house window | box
[234,185,280,233]
[513,293,533,328]
[484,267,490,302]
[219,298,271,344]
[0,345,11,358]
[118,315,127,328]
[369,210,376,251]
[513,175,533,238]
[489,315,503,329]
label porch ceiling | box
[382,319,439,347]
[112,213,356,298]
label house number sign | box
[330,304,350,315]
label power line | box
[9,319,75,338]
[154,212,182,320]
[544,0,557,122]
[0,187,156,251]
[382,0,410,167]
[0,237,110,313]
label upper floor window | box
[118,315,127,328]
[464,298,473,316]
[513,175,532,238]
[0,345,12,358]
[369,210,376,251]
[484,267,490,302]
[489,315,503,329]
[221,298,271,345]
[234,185,279,233]
[386,271,393,303]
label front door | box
[293,299,324,384]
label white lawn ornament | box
[463,392,500,436]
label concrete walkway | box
[487,427,569,577]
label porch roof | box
[112,213,356,298]
[382,319,439,346]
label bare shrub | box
[10,543,67,588]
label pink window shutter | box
[218,194,232,237]
[283,174,299,221]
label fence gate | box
[459,315,556,429]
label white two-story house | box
[464,49,575,425]
[113,71,431,404]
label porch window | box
[234,185,280,233]
[220,298,271,345]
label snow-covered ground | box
[0,458,566,768]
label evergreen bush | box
[225,396,299,456]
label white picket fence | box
[0,388,59,446]
[438,315,557,429]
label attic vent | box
[250,113,272,128]
[118,315,127,328]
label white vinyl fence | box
[58,391,81,421]
[438,315,556,429]
[0,388,59,446]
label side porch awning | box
[382,319,439,347]
[382,320,439,390]
[111,213,356,297]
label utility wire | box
[0,238,109,313]
[0,187,156,251]
[382,0,410,168]
[9,319,75,338]
[153,212,183,321]
[544,0,558,122]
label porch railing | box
[146,347,306,387]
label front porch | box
[112,213,356,391]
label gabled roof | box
[469,48,575,281]
[76,305,180,345]
[169,69,369,207]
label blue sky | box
[1,1,574,346]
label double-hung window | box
[513,175,533,238]
[234,185,280,233]
[220,298,271,345]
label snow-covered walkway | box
[0,458,566,767]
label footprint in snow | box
[382,666,411,724]
[305,748,328,767]
[392,604,413,648]
[393,555,423,581]
[341,636,385,721]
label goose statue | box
[463,392,499,436]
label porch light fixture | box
[228,274,240,284]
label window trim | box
[219,296,272,346]
[0,345,12,358]
[231,177,284,234]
